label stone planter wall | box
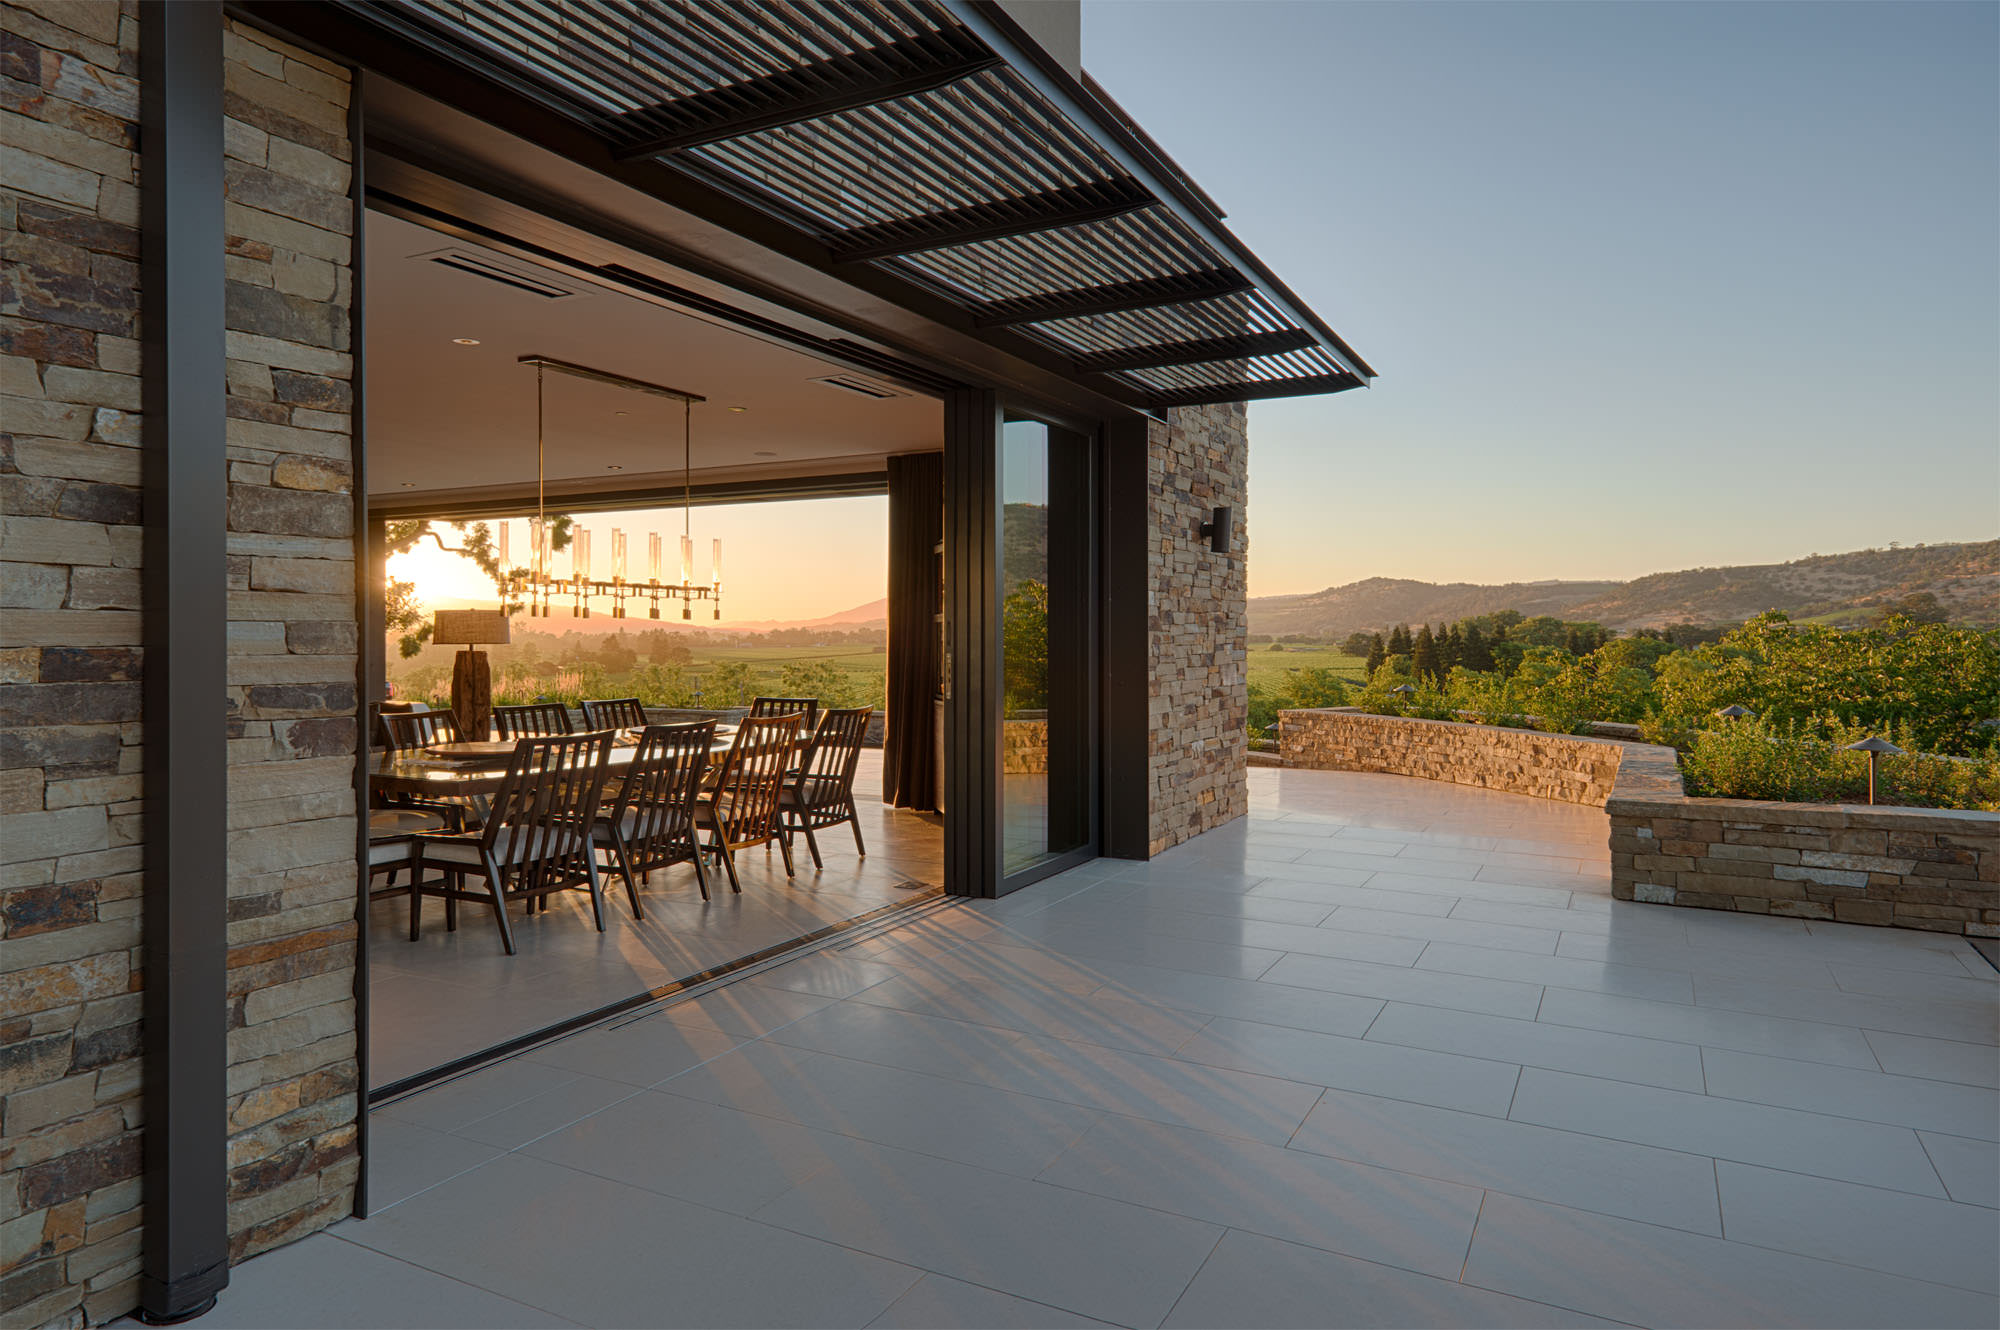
[1147,403,1248,855]
[1278,709,1626,806]
[1608,787,1999,935]
[1278,710,1998,936]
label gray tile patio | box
[191,768,1999,1329]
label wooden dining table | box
[369,726,739,801]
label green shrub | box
[1680,716,2000,811]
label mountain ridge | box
[1249,540,1999,637]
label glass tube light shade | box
[611,528,626,583]
[711,538,723,588]
[679,534,693,585]
[648,532,662,583]
[575,527,591,580]
[497,520,509,570]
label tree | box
[1442,624,1464,673]
[645,633,693,665]
[702,660,755,707]
[597,632,638,675]
[1341,631,1375,657]
[1387,623,1412,656]
[1461,622,1495,672]
[1365,633,1387,676]
[1873,592,1948,627]
[1412,625,1441,685]
[1002,578,1049,713]
[382,514,573,657]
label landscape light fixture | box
[1715,705,1753,719]
[1842,735,1905,805]
[1391,684,1415,697]
[1199,505,1233,555]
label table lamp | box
[432,609,510,741]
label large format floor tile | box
[1715,1161,2000,1293]
[1507,1066,1948,1196]
[1462,1191,1998,1329]
[1700,1045,1999,1140]
[1365,1001,1705,1091]
[1534,985,1880,1067]
[1036,1116,1485,1279]
[1174,1016,1522,1117]
[344,1153,922,1328]
[1162,1229,1618,1329]
[865,1275,1114,1329]
[750,1134,1223,1328]
[1290,1087,1724,1235]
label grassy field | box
[676,643,886,688]
[1247,645,1369,693]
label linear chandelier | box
[499,355,721,620]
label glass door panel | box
[1000,418,1091,877]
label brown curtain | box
[884,451,942,810]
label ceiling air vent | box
[419,248,587,300]
[811,373,904,400]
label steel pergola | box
[329,0,1375,410]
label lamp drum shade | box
[432,609,511,646]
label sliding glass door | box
[999,415,1095,882]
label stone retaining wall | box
[1278,709,1625,806]
[1278,709,1998,936]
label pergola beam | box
[611,33,1000,159]
[970,267,1253,328]
[1147,371,1365,409]
[1075,329,1316,374]
[827,179,1153,263]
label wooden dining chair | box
[749,695,819,731]
[695,712,801,893]
[581,697,649,730]
[493,701,574,738]
[378,707,462,751]
[408,730,615,954]
[779,706,873,869]
[592,721,712,910]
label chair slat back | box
[711,713,800,846]
[800,706,872,791]
[581,697,648,730]
[610,721,712,863]
[750,695,819,730]
[493,701,575,739]
[483,731,614,897]
[380,708,461,751]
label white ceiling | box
[364,210,942,505]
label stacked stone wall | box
[217,15,360,1268]
[1146,402,1247,856]
[1609,794,1998,934]
[2,3,148,1324]
[1279,709,1626,805]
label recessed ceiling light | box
[614,410,628,417]
[451,337,480,345]
[753,451,778,458]
[729,406,748,413]
[606,465,624,470]
[400,482,416,488]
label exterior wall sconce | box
[1199,505,1232,554]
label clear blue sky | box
[1084,1,2000,596]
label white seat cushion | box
[418,826,586,867]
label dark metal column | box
[349,70,375,1219]
[1099,416,1151,859]
[138,0,230,1322]
[941,388,1000,897]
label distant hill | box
[1250,541,2000,638]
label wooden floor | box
[367,752,943,1089]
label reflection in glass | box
[1000,419,1088,876]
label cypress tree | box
[1412,625,1440,684]
[1388,623,1412,656]
[1443,624,1464,672]
[1463,623,1495,672]
[1366,633,1387,676]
